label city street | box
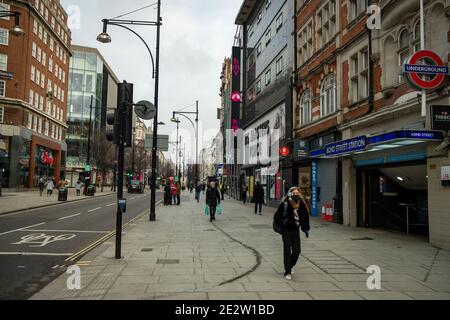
[0,189,163,299]
[31,192,450,300]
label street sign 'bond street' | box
[403,50,448,91]
[325,136,367,157]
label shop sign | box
[325,136,367,157]
[431,105,450,131]
[311,161,318,217]
[293,139,308,158]
[441,166,450,186]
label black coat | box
[253,185,265,203]
[206,187,221,207]
[274,198,310,232]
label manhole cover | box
[250,224,271,229]
[156,259,179,264]
[351,237,374,241]
[141,248,153,252]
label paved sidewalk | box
[31,192,450,300]
[0,188,115,215]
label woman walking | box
[38,177,45,196]
[253,182,265,215]
[75,179,82,196]
[273,187,310,280]
[164,183,172,205]
[195,184,202,203]
[205,181,221,222]
[45,178,55,197]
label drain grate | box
[156,259,179,264]
[351,237,374,241]
[141,248,153,252]
[250,224,272,229]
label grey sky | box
[61,0,242,163]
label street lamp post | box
[0,10,25,36]
[171,101,198,186]
[97,0,162,223]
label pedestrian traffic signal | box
[118,82,134,148]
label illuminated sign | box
[279,146,290,157]
[403,50,448,91]
[325,136,367,157]
[231,46,241,143]
[431,105,450,131]
[231,91,241,102]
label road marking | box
[17,266,26,268]
[12,233,76,247]
[130,197,135,200]
[58,213,81,221]
[106,203,115,207]
[24,229,110,234]
[88,207,102,213]
[0,222,46,236]
[0,252,74,256]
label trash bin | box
[87,185,95,196]
[58,188,68,201]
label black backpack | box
[273,202,288,234]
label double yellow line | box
[65,200,162,263]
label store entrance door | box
[357,162,428,237]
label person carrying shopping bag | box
[273,186,310,280]
[205,181,221,222]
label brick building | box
[293,0,450,249]
[0,0,71,189]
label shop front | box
[29,135,62,188]
[314,129,443,236]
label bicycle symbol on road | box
[12,233,76,247]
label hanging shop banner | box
[311,161,318,217]
[431,105,450,131]
[293,139,309,159]
[231,46,241,137]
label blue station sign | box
[403,64,449,75]
[325,136,367,157]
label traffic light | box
[118,82,134,148]
[106,110,119,144]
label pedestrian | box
[171,182,177,205]
[205,181,221,222]
[38,177,45,196]
[273,187,310,280]
[241,184,248,204]
[176,181,181,205]
[195,184,202,203]
[75,179,82,196]
[164,183,172,205]
[253,182,265,215]
[45,178,55,197]
[219,182,225,200]
[202,183,205,194]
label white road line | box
[106,203,115,207]
[88,207,101,213]
[58,213,81,221]
[0,252,74,256]
[24,229,110,234]
[0,222,46,236]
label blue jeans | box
[195,192,200,202]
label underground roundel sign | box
[403,50,448,91]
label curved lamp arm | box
[175,112,196,131]
[107,21,155,79]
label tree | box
[91,133,116,192]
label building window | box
[349,49,369,103]
[265,69,271,85]
[37,47,42,63]
[0,54,7,71]
[36,69,41,85]
[0,28,9,46]
[41,73,45,88]
[317,1,337,48]
[43,30,47,45]
[42,51,46,67]
[0,106,3,123]
[32,42,37,57]
[49,58,53,72]
[398,29,410,65]
[51,16,55,29]
[413,20,425,53]
[256,43,262,56]
[298,21,313,65]
[50,38,54,51]
[276,56,283,75]
[38,117,42,133]
[276,13,283,32]
[34,92,39,108]
[0,80,5,97]
[33,20,38,34]
[349,0,364,21]
[38,25,43,40]
[45,8,48,21]
[28,113,32,129]
[0,3,10,20]
[299,89,312,126]
[32,116,37,131]
[320,74,337,117]
[257,11,262,24]
[265,29,271,45]
[44,120,49,135]
[31,65,35,82]
[62,71,65,83]
[256,79,262,93]
[29,89,34,105]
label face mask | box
[291,195,301,202]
